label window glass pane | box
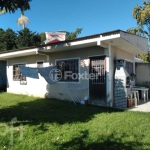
[13,64,26,81]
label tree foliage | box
[39,32,46,43]
[0,28,41,51]
[16,28,41,48]
[0,28,83,51]
[0,29,6,51]
[17,0,30,29]
[0,0,31,13]
[5,28,17,50]
[127,27,148,37]
[0,28,17,51]
[66,28,83,40]
[133,1,150,34]
[127,1,150,62]
[17,14,29,29]
[0,0,30,29]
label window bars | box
[56,59,79,82]
[90,58,105,84]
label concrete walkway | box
[129,101,150,112]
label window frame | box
[12,63,26,81]
[125,60,135,81]
[36,60,44,68]
[55,57,80,83]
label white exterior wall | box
[104,46,112,106]
[6,46,105,99]
[48,46,105,100]
[6,45,135,104]
[48,45,134,103]
[135,63,150,85]
[7,55,49,97]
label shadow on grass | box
[0,96,149,149]
[53,130,149,150]
[0,97,123,125]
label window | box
[37,61,43,68]
[56,59,79,82]
[13,64,26,81]
[125,61,134,80]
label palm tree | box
[17,13,29,29]
[17,1,30,29]
[0,0,31,29]
[0,0,31,13]
[0,8,6,15]
[0,0,16,13]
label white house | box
[0,30,148,107]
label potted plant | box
[127,95,132,107]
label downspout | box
[108,44,112,107]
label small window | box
[56,59,79,82]
[37,61,43,68]
[13,64,26,81]
[125,61,134,80]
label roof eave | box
[0,48,38,60]
[0,30,148,59]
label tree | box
[127,1,150,62]
[133,1,150,35]
[17,0,30,29]
[16,28,41,48]
[39,32,46,43]
[0,28,6,51]
[0,8,6,15]
[0,0,31,29]
[66,28,83,40]
[0,27,43,51]
[0,28,17,51]
[5,28,17,50]
[127,27,148,37]
[17,14,29,29]
[0,0,31,13]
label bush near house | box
[0,93,150,150]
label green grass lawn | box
[0,93,150,150]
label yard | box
[0,93,150,149]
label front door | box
[89,56,106,101]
